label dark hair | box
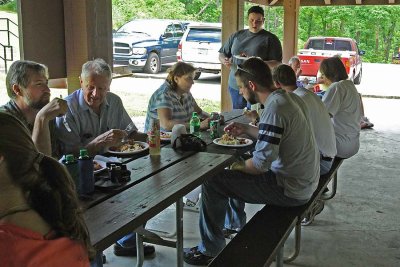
[272,64,297,87]
[248,6,264,17]
[319,56,348,82]
[166,61,196,90]
[0,112,94,260]
[6,60,48,99]
[234,57,274,90]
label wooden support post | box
[63,0,113,93]
[220,0,244,112]
[282,0,300,63]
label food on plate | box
[218,133,247,145]
[93,160,102,171]
[160,131,171,139]
[111,140,145,153]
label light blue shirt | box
[55,89,136,155]
[144,81,195,132]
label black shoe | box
[222,228,239,239]
[113,242,155,257]
[183,246,214,265]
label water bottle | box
[190,112,200,137]
[78,148,94,194]
[148,118,161,156]
[63,154,79,192]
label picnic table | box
[83,109,254,267]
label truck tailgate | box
[298,49,356,77]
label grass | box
[0,74,221,124]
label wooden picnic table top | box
[85,152,234,251]
[84,109,253,252]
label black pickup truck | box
[113,19,186,74]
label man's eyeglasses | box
[237,64,255,76]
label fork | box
[59,95,71,132]
[121,122,135,142]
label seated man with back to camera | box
[55,58,153,258]
[55,58,146,156]
[0,60,67,157]
[183,57,320,265]
[272,64,337,175]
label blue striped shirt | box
[55,89,135,155]
[144,81,195,132]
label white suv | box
[176,22,221,79]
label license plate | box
[198,48,208,55]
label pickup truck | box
[298,37,365,84]
[113,19,186,74]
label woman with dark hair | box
[319,57,361,159]
[144,61,211,132]
[0,112,93,266]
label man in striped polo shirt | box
[184,57,320,265]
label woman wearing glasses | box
[219,5,282,109]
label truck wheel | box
[193,72,201,80]
[144,52,160,74]
[354,69,362,85]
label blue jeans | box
[117,232,137,247]
[320,155,334,175]
[228,86,250,109]
[224,199,245,230]
[197,169,308,257]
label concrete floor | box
[100,97,400,267]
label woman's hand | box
[200,118,211,130]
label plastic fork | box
[59,95,71,132]
[121,122,135,142]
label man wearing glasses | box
[219,5,282,110]
[184,58,319,265]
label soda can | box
[210,120,220,139]
[210,112,220,121]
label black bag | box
[172,134,207,152]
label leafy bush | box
[0,0,16,12]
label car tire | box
[144,52,160,74]
[193,72,201,80]
[354,69,362,85]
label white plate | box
[213,137,253,147]
[234,55,248,61]
[107,141,149,155]
[160,131,172,141]
[93,159,107,174]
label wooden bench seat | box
[209,157,344,267]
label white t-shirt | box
[294,87,337,158]
[322,80,361,158]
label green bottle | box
[63,154,79,192]
[190,112,201,137]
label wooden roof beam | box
[269,0,279,5]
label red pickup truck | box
[298,37,365,84]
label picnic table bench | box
[209,157,345,267]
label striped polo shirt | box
[144,81,195,132]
